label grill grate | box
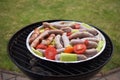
[8,20,113,79]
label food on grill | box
[54,35,63,49]
[84,49,98,57]
[62,33,70,47]
[87,41,98,49]
[41,34,55,45]
[31,47,43,57]
[64,46,74,53]
[73,44,87,54]
[69,32,94,39]
[77,54,87,60]
[29,27,40,43]
[96,40,104,52]
[60,53,78,61]
[30,30,49,48]
[45,46,57,60]
[28,21,105,62]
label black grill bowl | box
[8,20,113,80]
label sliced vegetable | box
[73,44,86,54]
[48,45,55,48]
[45,47,57,60]
[39,28,45,33]
[81,23,92,29]
[36,44,47,49]
[50,26,57,29]
[51,39,55,45]
[71,29,79,34]
[64,46,74,53]
[60,53,77,62]
[96,40,104,52]
[31,47,43,57]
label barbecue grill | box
[8,20,113,80]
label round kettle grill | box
[8,20,113,80]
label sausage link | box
[69,32,94,39]
[55,35,63,49]
[77,55,87,60]
[87,41,98,49]
[62,33,70,47]
[84,49,98,57]
[31,30,49,48]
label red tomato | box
[67,32,72,36]
[73,44,86,54]
[36,44,47,49]
[74,24,80,29]
[84,40,89,46]
[45,47,57,60]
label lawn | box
[0,0,120,73]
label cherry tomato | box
[36,44,47,49]
[74,24,80,29]
[73,44,86,54]
[67,32,72,36]
[45,47,57,60]
[84,40,89,46]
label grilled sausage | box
[29,27,40,43]
[87,41,98,49]
[86,29,98,36]
[42,22,51,28]
[70,39,85,45]
[31,30,49,48]
[55,54,61,61]
[84,49,98,57]
[40,34,55,45]
[62,33,70,47]
[81,37,99,43]
[55,35,63,49]
[60,27,72,33]
[69,32,94,39]
[52,23,75,29]
[57,48,65,53]
[48,30,64,35]
[77,55,87,60]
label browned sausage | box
[81,37,99,43]
[48,30,64,35]
[69,32,94,39]
[60,27,72,33]
[57,48,65,53]
[55,54,61,61]
[70,39,85,45]
[87,41,98,49]
[77,55,87,60]
[29,27,40,43]
[62,33,70,47]
[31,30,49,48]
[84,49,98,57]
[42,22,51,28]
[55,35,63,49]
[86,29,98,36]
[41,34,55,45]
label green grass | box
[0,0,120,73]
